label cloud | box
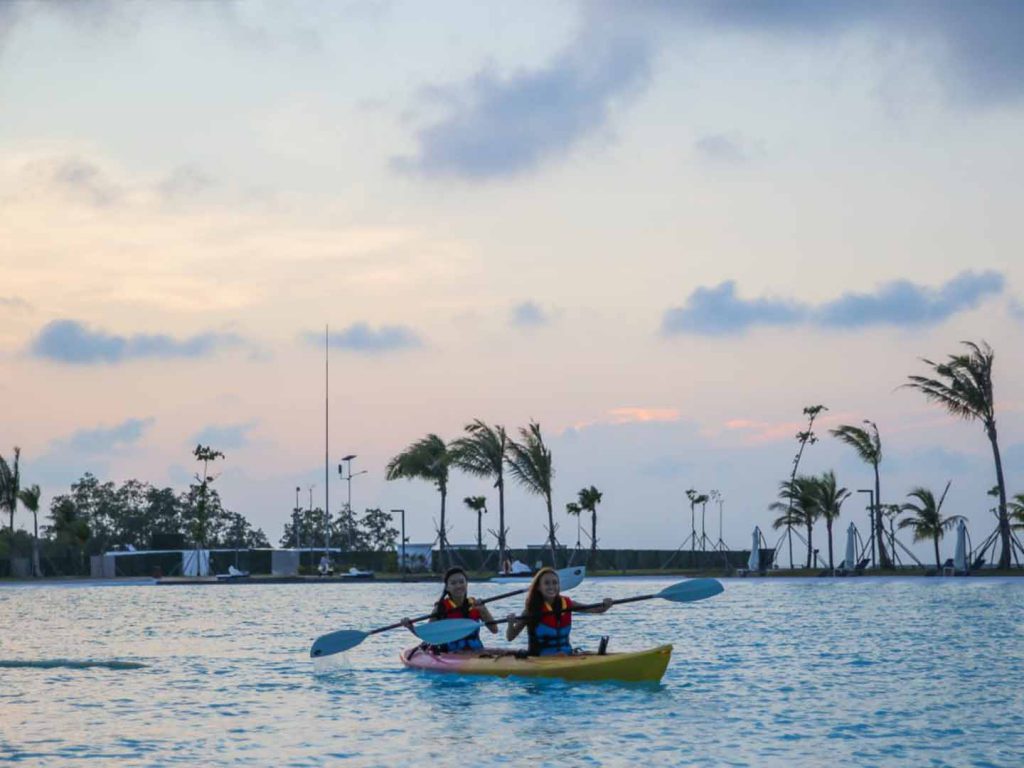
[157,165,215,201]
[313,323,422,354]
[1010,299,1024,321]
[510,301,550,328]
[661,281,805,336]
[393,31,651,180]
[817,271,1004,328]
[51,158,122,207]
[662,271,1004,336]
[66,418,154,454]
[570,406,681,432]
[29,319,244,364]
[192,422,257,450]
[693,134,751,166]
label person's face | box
[446,572,468,601]
[539,572,560,601]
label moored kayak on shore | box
[400,644,672,683]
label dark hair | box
[523,566,560,626]
[432,567,469,618]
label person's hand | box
[600,597,613,613]
[400,617,413,629]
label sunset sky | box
[2,1,1023,558]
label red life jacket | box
[434,597,483,652]
[528,596,573,655]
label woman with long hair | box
[505,566,612,656]
[402,566,498,652]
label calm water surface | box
[1,577,1022,767]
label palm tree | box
[49,497,91,574]
[577,485,603,560]
[506,422,557,565]
[770,475,820,568]
[0,447,21,533]
[815,470,850,573]
[386,434,451,569]
[781,405,827,567]
[905,341,1012,567]
[1010,492,1024,531]
[450,421,509,566]
[899,483,962,570]
[17,484,41,578]
[463,495,488,552]
[830,421,891,568]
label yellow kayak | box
[400,644,672,683]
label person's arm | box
[506,613,526,642]
[477,603,499,634]
[573,597,614,614]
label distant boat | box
[215,565,250,582]
[341,567,374,581]
[491,565,585,584]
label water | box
[1,577,1022,767]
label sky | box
[2,0,1023,561]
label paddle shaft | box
[493,593,659,627]
[367,586,529,636]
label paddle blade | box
[557,566,586,591]
[310,629,368,658]
[415,619,482,646]
[657,578,724,604]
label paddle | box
[427,578,725,642]
[309,565,586,658]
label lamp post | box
[293,486,301,550]
[339,454,368,517]
[308,485,315,572]
[392,509,406,580]
[858,489,875,567]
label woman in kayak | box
[505,566,612,656]
[402,566,498,652]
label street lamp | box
[308,485,315,572]
[294,486,301,550]
[339,454,368,516]
[857,489,875,567]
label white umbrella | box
[844,523,857,571]
[953,519,968,573]
[748,526,761,571]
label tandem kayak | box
[400,644,672,683]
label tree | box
[190,444,225,550]
[506,422,557,565]
[1010,492,1024,531]
[450,421,509,566]
[899,484,962,569]
[386,434,451,567]
[781,406,827,568]
[462,495,488,551]
[333,505,367,551]
[48,496,91,573]
[770,475,820,568]
[0,447,21,533]
[830,421,891,568]
[905,341,1012,567]
[815,470,850,573]
[577,485,603,560]
[17,484,41,578]
[361,508,399,552]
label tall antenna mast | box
[324,324,330,554]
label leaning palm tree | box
[386,434,451,569]
[463,495,488,552]
[815,470,850,574]
[830,421,891,568]
[506,422,557,565]
[899,483,962,570]
[450,421,509,567]
[577,485,603,560]
[770,475,820,568]
[905,341,1011,567]
[565,502,582,547]
[17,484,42,578]
[0,447,21,533]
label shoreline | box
[3,567,1024,586]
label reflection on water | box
[1,577,1022,766]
